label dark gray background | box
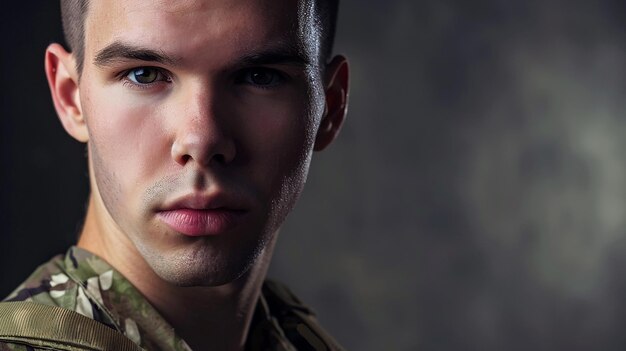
[3,1,626,350]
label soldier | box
[0,0,349,350]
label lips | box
[156,193,248,236]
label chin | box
[135,235,267,287]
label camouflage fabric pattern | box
[1,247,344,351]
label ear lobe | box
[45,43,88,143]
[314,55,349,152]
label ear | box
[45,43,88,143]
[314,55,349,151]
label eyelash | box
[234,68,288,90]
[119,67,172,90]
[117,66,290,90]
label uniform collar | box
[62,246,295,351]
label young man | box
[0,0,349,350]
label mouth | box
[156,193,249,236]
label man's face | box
[78,0,326,286]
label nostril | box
[212,154,226,165]
[171,135,236,167]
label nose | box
[170,85,236,167]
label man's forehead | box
[83,0,320,67]
[87,0,293,19]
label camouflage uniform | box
[0,247,344,351]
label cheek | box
[234,88,319,198]
[84,87,169,201]
[240,92,313,150]
[242,77,322,149]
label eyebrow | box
[237,45,311,68]
[93,40,313,69]
[94,41,180,67]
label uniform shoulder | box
[262,279,346,351]
[0,341,51,351]
[2,254,72,307]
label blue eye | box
[126,67,168,84]
[238,68,283,88]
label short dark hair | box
[60,0,339,76]
[60,0,89,75]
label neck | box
[77,194,275,351]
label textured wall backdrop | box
[2,1,626,350]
